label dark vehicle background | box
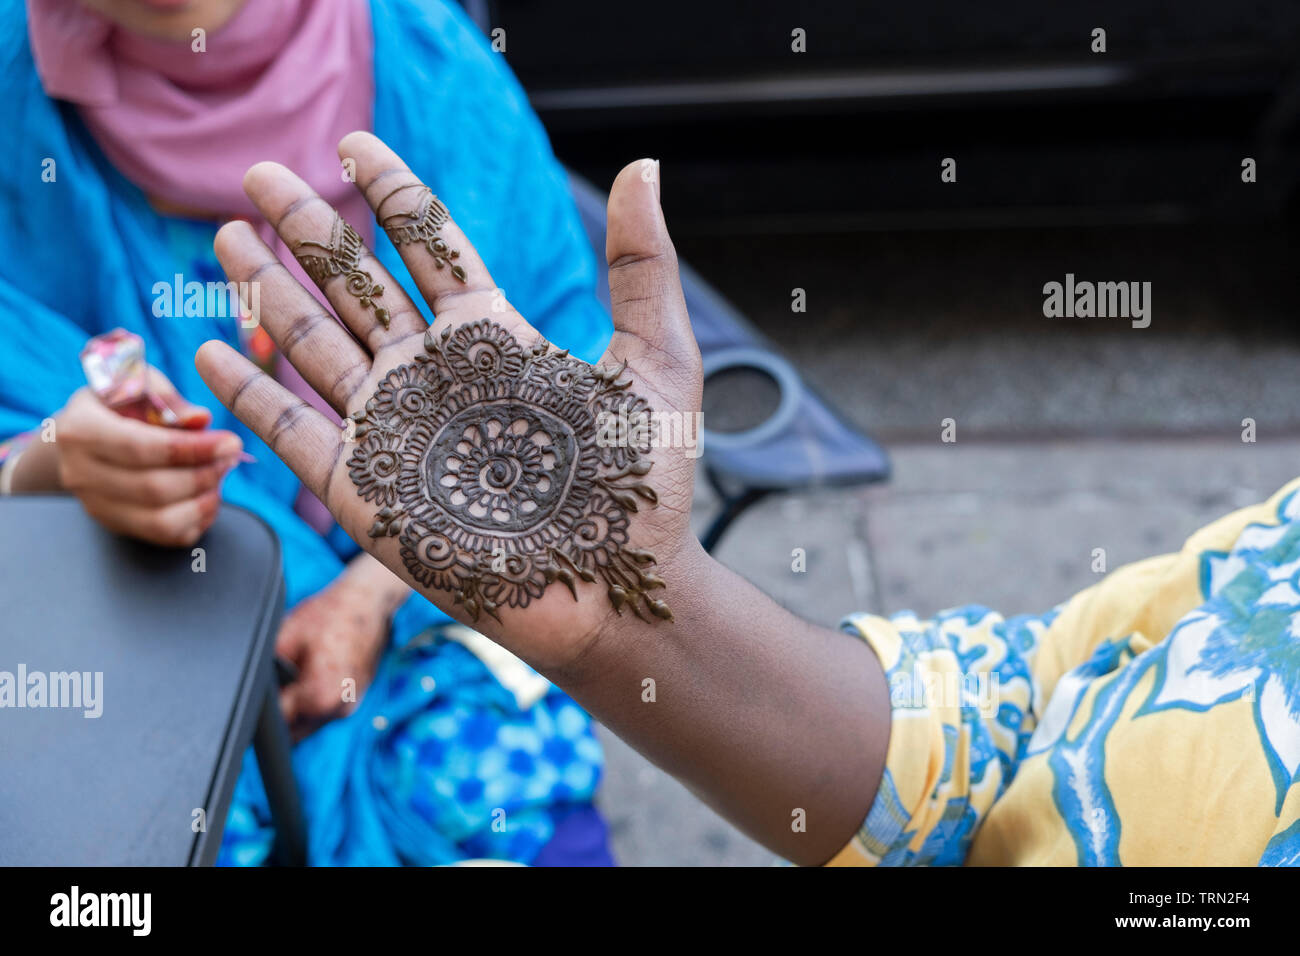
[467,1,1300,235]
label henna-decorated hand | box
[196,134,702,673]
[198,135,891,866]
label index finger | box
[81,399,243,468]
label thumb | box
[147,366,211,430]
[604,159,695,361]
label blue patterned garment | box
[219,632,604,866]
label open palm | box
[196,133,701,673]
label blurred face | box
[76,0,248,41]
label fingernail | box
[185,407,212,429]
[214,434,243,458]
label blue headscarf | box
[0,0,613,864]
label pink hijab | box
[26,0,375,534]
[25,0,374,239]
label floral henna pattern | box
[378,184,467,283]
[348,319,670,623]
[295,215,391,328]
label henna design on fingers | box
[348,319,670,623]
[295,215,391,329]
[378,184,467,283]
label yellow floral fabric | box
[829,478,1300,866]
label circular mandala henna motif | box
[351,320,672,623]
[444,319,524,382]
[594,392,654,470]
[523,351,598,401]
[398,518,473,593]
[481,552,549,610]
[373,365,449,421]
[428,402,573,530]
[347,431,403,506]
[571,493,630,570]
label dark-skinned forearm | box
[551,538,892,866]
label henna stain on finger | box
[378,184,467,283]
[349,319,670,623]
[295,215,391,329]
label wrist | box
[554,534,721,687]
[538,534,884,865]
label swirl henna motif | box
[294,215,391,328]
[378,184,467,283]
[349,319,670,624]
